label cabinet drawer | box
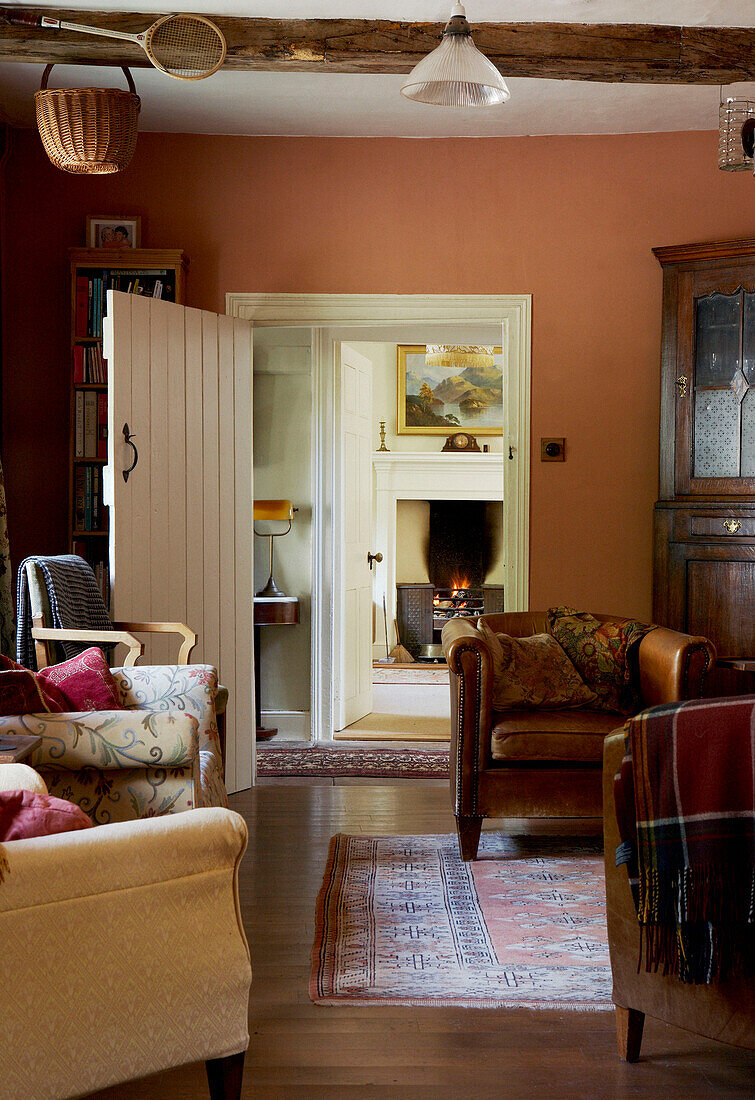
[690,515,755,538]
[672,511,755,540]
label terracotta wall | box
[3,127,754,618]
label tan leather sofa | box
[603,730,754,1060]
[442,612,715,860]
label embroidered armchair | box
[0,664,227,823]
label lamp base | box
[256,574,288,598]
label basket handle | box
[39,64,137,94]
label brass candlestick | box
[377,420,390,452]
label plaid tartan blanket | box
[614,695,755,984]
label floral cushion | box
[40,765,198,824]
[546,607,655,714]
[477,622,596,710]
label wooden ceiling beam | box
[2,10,755,83]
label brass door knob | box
[367,552,383,570]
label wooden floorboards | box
[89,785,754,1099]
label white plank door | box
[104,291,254,792]
[335,342,374,730]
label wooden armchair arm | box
[31,625,144,669]
[112,622,198,664]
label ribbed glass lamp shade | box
[401,6,509,107]
[718,98,755,170]
[425,345,495,369]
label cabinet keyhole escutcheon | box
[723,519,742,534]
[675,375,688,399]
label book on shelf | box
[73,463,107,532]
[83,391,97,457]
[97,393,108,459]
[74,392,84,457]
[74,269,176,338]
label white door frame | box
[226,294,531,743]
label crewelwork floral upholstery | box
[0,803,252,1100]
[0,664,228,823]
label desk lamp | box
[254,499,295,598]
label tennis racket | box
[10,11,227,81]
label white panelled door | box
[335,343,374,730]
[104,290,254,793]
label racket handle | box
[5,12,42,25]
[6,13,61,28]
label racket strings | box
[147,17,225,78]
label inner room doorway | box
[333,338,506,744]
[229,293,531,751]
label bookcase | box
[68,248,188,605]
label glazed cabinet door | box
[674,266,755,496]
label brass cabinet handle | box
[675,374,688,398]
[723,519,742,534]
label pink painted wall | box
[3,127,754,618]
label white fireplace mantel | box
[373,451,504,499]
[372,451,504,655]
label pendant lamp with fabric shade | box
[401,4,510,108]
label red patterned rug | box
[311,833,611,1010]
[257,746,450,779]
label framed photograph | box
[396,344,504,435]
[86,215,141,250]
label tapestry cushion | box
[490,708,621,762]
[0,788,94,841]
[0,656,67,714]
[477,622,596,710]
[546,607,654,714]
[36,648,123,712]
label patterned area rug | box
[311,833,611,1010]
[257,747,450,778]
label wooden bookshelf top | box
[69,248,189,271]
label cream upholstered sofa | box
[0,769,252,1100]
[0,664,227,822]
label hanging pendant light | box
[425,345,495,369]
[401,3,510,108]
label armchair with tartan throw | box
[0,664,227,823]
[604,696,755,1061]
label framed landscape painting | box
[396,344,504,435]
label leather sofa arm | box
[442,617,495,816]
[637,627,716,707]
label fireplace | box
[396,499,504,659]
[397,583,505,658]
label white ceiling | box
[1,1,754,137]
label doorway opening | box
[229,293,531,757]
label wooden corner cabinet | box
[68,249,187,606]
[653,238,755,689]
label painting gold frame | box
[396,344,503,435]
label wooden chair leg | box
[456,814,483,861]
[616,1006,645,1062]
[206,1051,245,1100]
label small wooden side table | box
[714,657,755,693]
[253,596,300,741]
[0,734,41,763]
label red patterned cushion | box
[0,657,67,714]
[36,648,123,711]
[0,789,94,841]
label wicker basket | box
[35,65,140,175]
